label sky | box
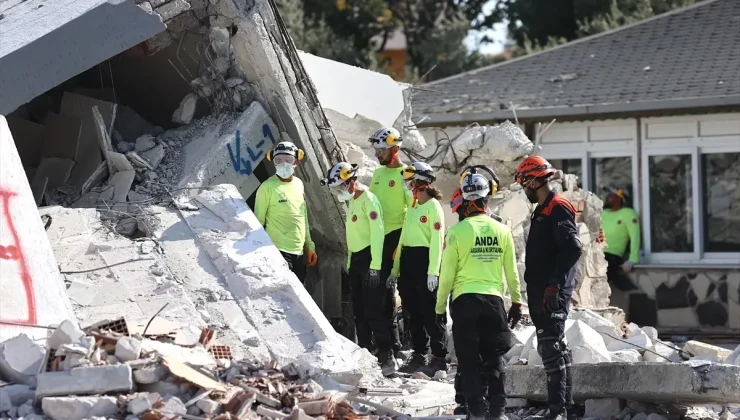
[464,0,509,55]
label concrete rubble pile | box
[501,308,740,419]
[0,320,406,420]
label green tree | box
[493,0,701,52]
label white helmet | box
[268,141,304,161]
[401,162,436,183]
[321,162,357,188]
[368,127,402,149]
[461,173,491,201]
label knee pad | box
[537,340,567,374]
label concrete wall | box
[0,0,165,115]
[0,116,76,341]
[613,268,740,332]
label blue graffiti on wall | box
[227,124,277,175]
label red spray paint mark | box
[0,189,37,325]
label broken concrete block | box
[608,330,652,353]
[141,143,165,169]
[172,93,197,125]
[585,398,624,418]
[569,308,623,348]
[41,396,118,420]
[0,334,45,386]
[135,134,156,152]
[47,320,85,350]
[0,384,34,407]
[640,326,659,342]
[610,349,642,363]
[109,170,136,206]
[115,337,142,362]
[565,320,611,364]
[683,340,732,363]
[505,343,525,361]
[161,396,187,415]
[196,398,221,414]
[132,364,168,384]
[644,341,680,363]
[507,362,740,404]
[108,151,135,172]
[209,27,230,57]
[32,157,75,191]
[127,392,161,415]
[727,344,740,366]
[0,388,11,412]
[36,364,133,398]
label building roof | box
[412,0,740,122]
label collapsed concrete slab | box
[177,102,279,201]
[0,116,77,342]
[505,363,740,404]
[179,184,379,384]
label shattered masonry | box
[1,0,740,419]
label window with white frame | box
[591,156,635,203]
[641,113,740,264]
[701,152,740,253]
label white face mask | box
[276,163,294,179]
[337,190,353,202]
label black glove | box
[543,286,561,313]
[507,303,522,329]
[366,269,380,288]
[435,313,446,326]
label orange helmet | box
[450,187,464,214]
[514,156,556,184]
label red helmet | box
[514,156,556,184]
[450,187,464,213]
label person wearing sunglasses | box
[321,162,398,376]
[513,156,583,420]
[254,142,317,284]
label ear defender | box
[266,150,273,161]
[386,132,400,146]
[339,166,352,181]
[297,149,305,161]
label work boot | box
[399,352,428,373]
[420,356,448,377]
[378,350,398,376]
[487,406,506,420]
[466,399,487,420]
[546,408,567,420]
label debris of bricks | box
[0,319,395,420]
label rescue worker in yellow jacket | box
[387,162,447,375]
[436,167,523,420]
[321,162,398,376]
[368,127,412,356]
[601,186,641,291]
[254,142,317,284]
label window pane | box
[591,157,633,203]
[702,152,740,252]
[550,159,582,187]
[648,155,694,252]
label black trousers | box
[604,253,637,291]
[398,246,447,358]
[281,251,306,284]
[528,289,574,414]
[350,247,395,352]
[380,229,403,353]
[451,294,512,411]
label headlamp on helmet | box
[321,162,358,188]
[368,127,402,149]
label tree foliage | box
[492,0,701,53]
